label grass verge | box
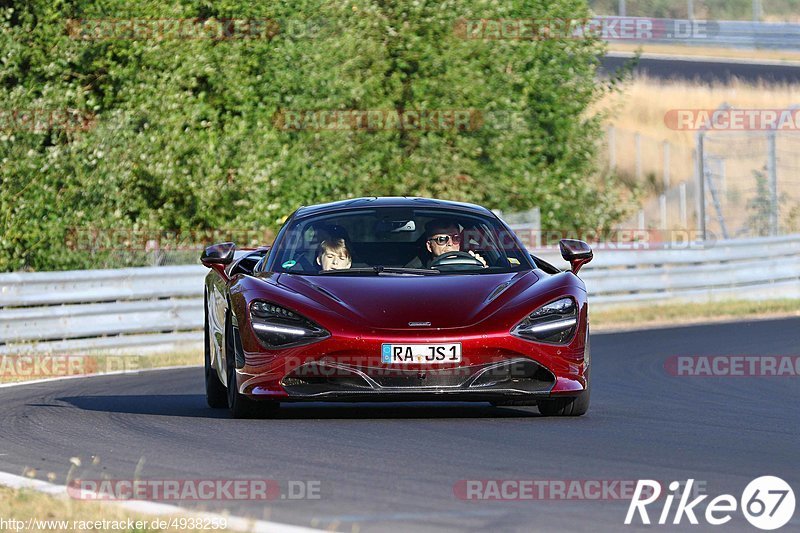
[0,350,200,385]
[0,485,227,533]
[591,298,800,331]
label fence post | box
[687,0,694,19]
[753,0,762,21]
[768,128,778,236]
[619,0,626,17]
[695,132,706,241]
[679,182,688,228]
[663,141,671,190]
[659,194,667,229]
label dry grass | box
[0,350,200,384]
[594,76,800,232]
[597,74,800,176]
[597,76,800,143]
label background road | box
[1,318,798,532]
[600,55,800,83]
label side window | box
[462,224,498,267]
[230,251,267,276]
[255,249,270,272]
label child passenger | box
[316,238,352,271]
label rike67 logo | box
[626,477,795,530]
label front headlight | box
[249,301,329,349]
[511,297,578,344]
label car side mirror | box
[559,239,593,275]
[201,242,236,267]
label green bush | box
[0,0,626,271]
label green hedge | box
[0,0,626,271]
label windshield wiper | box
[318,266,440,276]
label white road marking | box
[0,365,325,532]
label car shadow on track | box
[56,394,542,419]
[56,394,231,419]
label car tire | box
[225,310,279,419]
[204,294,227,409]
[537,367,590,417]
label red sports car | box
[201,197,593,418]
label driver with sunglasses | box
[409,219,487,268]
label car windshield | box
[269,207,533,275]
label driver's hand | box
[468,250,488,268]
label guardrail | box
[1,234,798,353]
[534,234,800,305]
[0,265,207,354]
[599,17,800,50]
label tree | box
[0,0,625,271]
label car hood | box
[275,271,538,330]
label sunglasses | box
[428,233,462,245]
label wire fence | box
[702,131,800,238]
[606,122,800,240]
[605,127,700,233]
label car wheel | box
[225,311,279,419]
[205,296,228,408]
[537,367,590,417]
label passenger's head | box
[425,219,462,258]
[316,238,352,271]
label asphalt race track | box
[599,55,800,84]
[1,318,798,532]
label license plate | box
[381,343,462,364]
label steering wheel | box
[429,251,485,270]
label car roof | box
[293,197,496,220]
